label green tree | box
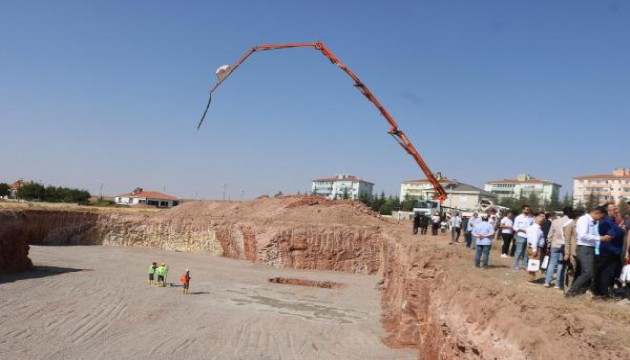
[379,195,400,215]
[562,193,573,209]
[527,192,541,212]
[498,197,521,214]
[548,190,561,211]
[358,191,371,206]
[618,198,629,217]
[17,182,45,201]
[0,182,9,198]
[400,194,416,212]
[342,188,350,200]
[584,193,598,211]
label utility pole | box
[100,181,104,200]
[222,183,227,201]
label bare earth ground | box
[0,245,415,360]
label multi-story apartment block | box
[484,174,561,202]
[573,168,630,205]
[312,174,374,200]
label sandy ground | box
[0,246,415,360]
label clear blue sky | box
[2,1,629,199]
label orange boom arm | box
[197,41,447,201]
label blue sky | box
[2,1,629,199]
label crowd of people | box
[147,261,191,295]
[414,202,630,300]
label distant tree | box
[527,192,541,212]
[584,193,598,211]
[618,198,629,217]
[0,182,9,198]
[342,188,350,200]
[358,191,370,206]
[548,190,561,211]
[498,197,521,214]
[400,194,416,212]
[17,182,45,201]
[368,192,382,211]
[274,191,283,197]
[311,186,318,196]
[379,195,400,215]
[562,193,573,209]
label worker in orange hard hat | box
[180,269,191,295]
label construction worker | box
[180,269,191,295]
[147,261,157,285]
[157,263,168,287]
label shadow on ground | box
[0,266,90,284]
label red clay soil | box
[382,230,630,359]
[3,197,630,359]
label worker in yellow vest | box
[147,261,157,285]
[157,263,168,287]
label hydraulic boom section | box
[197,41,447,201]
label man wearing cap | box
[472,215,495,268]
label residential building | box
[8,179,33,199]
[573,168,630,205]
[399,173,456,201]
[311,174,374,200]
[484,174,561,202]
[400,176,497,210]
[114,188,181,208]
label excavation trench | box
[3,200,628,359]
[0,206,485,358]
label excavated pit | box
[2,196,630,359]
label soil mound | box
[162,195,383,226]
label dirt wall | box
[0,211,33,274]
[4,199,629,359]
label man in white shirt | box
[526,211,546,282]
[512,205,534,270]
[500,211,514,258]
[472,215,495,268]
[543,206,573,289]
[565,207,611,298]
[449,212,462,244]
[466,213,481,249]
[431,212,441,236]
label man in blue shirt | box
[472,215,495,268]
[594,203,626,298]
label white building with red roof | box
[484,174,561,202]
[114,188,181,208]
[399,173,456,201]
[573,168,630,205]
[311,174,374,200]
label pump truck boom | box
[196,41,447,201]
